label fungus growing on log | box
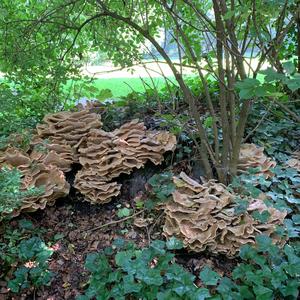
[75,120,176,204]
[1,112,176,208]
[36,110,102,161]
[30,136,74,172]
[74,169,121,204]
[163,172,286,256]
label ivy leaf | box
[117,207,132,218]
[166,237,183,250]
[18,219,34,230]
[255,235,273,251]
[252,210,270,223]
[284,219,300,238]
[253,285,273,300]
[193,288,211,299]
[200,266,221,286]
[150,240,166,255]
[217,277,237,294]
[136,268,163,286]
[122,274,142,294]
[234,197,249,215]
[85,253,111,273]
[281,279,300,298]
[292,214,300,225]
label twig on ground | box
[148,211,165,238]
[87,210,145,233]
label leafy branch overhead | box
[1,0,299,182]
[0,0,299,299]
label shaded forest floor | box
[1,100,299,300]
[6,193,235,299]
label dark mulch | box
[0,165,237,299]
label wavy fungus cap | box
[74,168,121,204]
[163,172,286,257]
[0,148,69,216]
[238,143,276,179]
[75,120,176,204]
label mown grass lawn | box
[68,76,176,98]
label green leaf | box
[253,285,273,300]
[166,237,183,250]
[157,290,175,300]
[115,251,132,269]
[255,86,267,97]
[18,219,34,230]
[8,266,29,292]
[292,214,300,225]
[193,288,211,300]
[223,10,235,20]
[85,253,111,273]
[204,116,213,128]
[103,246,114,256]
[150,240,166,255]
[122,274,142,294]
[107,270,122,283]
[96,89,113,101]
[234,197,249,215]
[18,237,47,260]
[239,245,257,260]
[217,277,236,294]
[252,210,270,223]
[284,219,300,238]
[53,233,64,241]
[236,78,263,99]
[286,76,300,91]
[283,61,295,75]
[117,207,132,218]
[238,285,254,298]
[136,268,163,286]
[260,68,286,82]
[76,296,90,300]
[281,279,300,298]
[255,235,273,251]
[200,266,221,286]
[113,238,126,249]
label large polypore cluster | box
[163,172,286,256]
[0,110,176,214]
[238,143,276,178]
[0,148,70,216]
[75,120,176,204]
[286,151,300,172]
